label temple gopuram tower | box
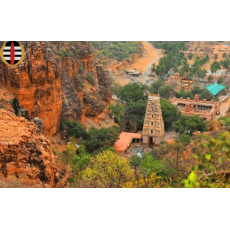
[142,94,164,145]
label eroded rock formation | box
[0,109,58,187]
[0,41,112,136]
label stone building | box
[169,94,220,121]
[142,94,165,145]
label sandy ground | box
[183,41,230,70]
[114,41,162,85]
[129,41,160,74]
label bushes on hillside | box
[65,120,120,153]
[65,120,88,139]
[83,126,120,153]
[90,41,142,62]
[86,74,94,85]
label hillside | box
[90,41,142,63]
[1,41,230,188]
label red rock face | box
[0,41,112,136]
[0,109,58,187]
[0,41,62,136]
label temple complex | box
[169,94,220,120]
[142,94,165,145]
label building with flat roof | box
[126,70,141,77]
[169,94,220,120]
[205,83,226,96]
[114,132,142,154]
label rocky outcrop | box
[0,41,112,136]
[0,41,62,136]
[0,86,14,113]
[0,109,58,187]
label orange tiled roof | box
[114,132,142,153]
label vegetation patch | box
[90,41,142,62]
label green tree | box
[118,83,149,103]
[199,89,214,101]
[199,69,207,80]
[84,126,119,153]
[126,99,147,131]
[179,68,185,78]
[188,52,193,60]
[77,150,134,188]
[140,154,164,176]
[202,55,209,64]
[174,115,207,135]
[160,99,181,130]
[72,147,91,170]
[130,155,142,168]
[65,120,88,139]
[151,42,187,76]
[150,80,164,94]
[208,75,213,82]
[217,77,223,84]
[130,155,142,176]
[191,86,203,96]
[220,59,230,70]
[158,85,175,99]
[178,134,192,145]
[108,103,124,126]
[151,63,156,72]
[211,61,220,74]
[175,89,193,99]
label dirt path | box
[129,41,162,83]
[218,97,230,118]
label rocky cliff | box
[0,41,112,136]
[0,109,58,187]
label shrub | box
[60,122,64,131]
[83,126,119,153]
[79,66,84,73]
[90,41,142,62]
[86,74,93,85]
[72,152,91,170]
[199,89,214,101]
[77,150,134,188]
[59,48,67,58]
[178,134,192,145]
[65,120,87,139]
[218,117,230,126]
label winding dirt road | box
[129,41,162,83]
